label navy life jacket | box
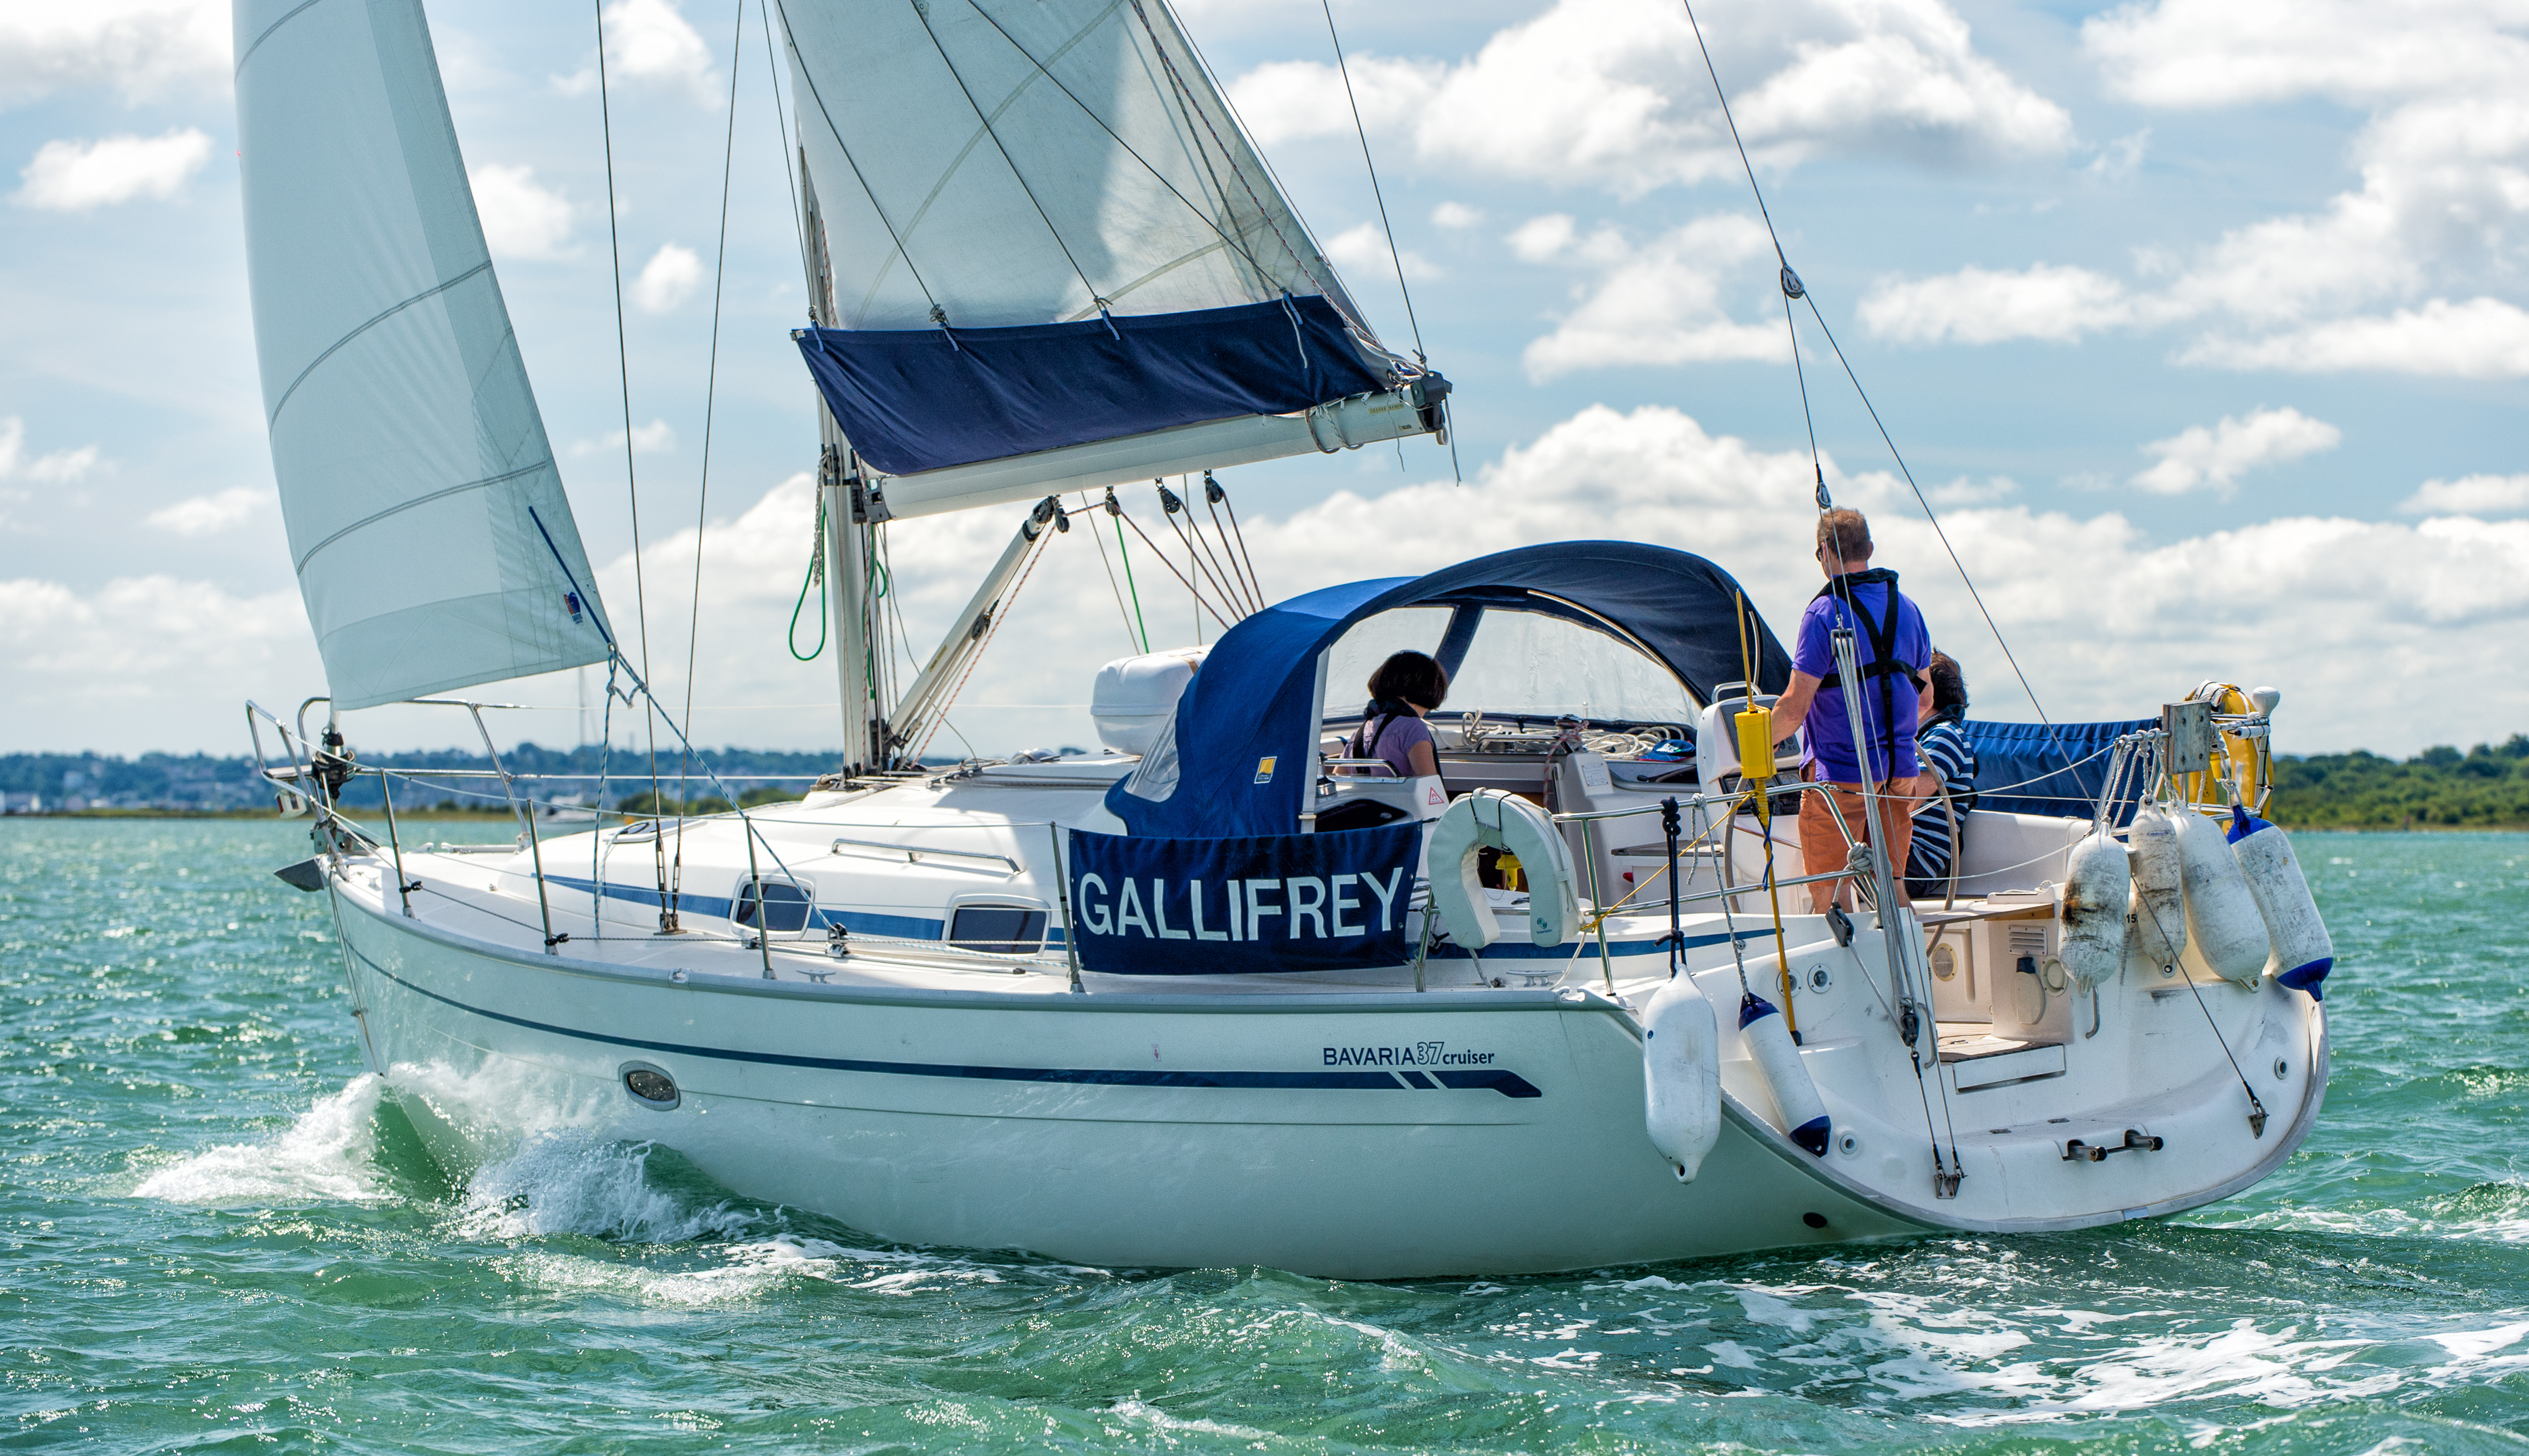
[1812,568,1925,782]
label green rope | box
[1115,515,1148,652]
[787,493,827,661]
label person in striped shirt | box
[1906,652,1977,900]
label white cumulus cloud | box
[1859,263,2149,345]
[470,163,576,260]
[1430,201,1482,230]
[2402,473,2529,516]
[1864,0,2529,375]
[0,1,228,109]
[574,420,677,457]
[14,128,210,210]
[555,0,720,105]
[1228,0,2069,195]
[1324,222,1436,282]
[633,242,702,312]
[1516,214,1789,380]
[0,417,101,484]
[144,486,267,536]
[2131,407,2340,496]
[2180,298,2529,378]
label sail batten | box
[235,0,612,712]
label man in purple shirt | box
[1765,508,1932,910]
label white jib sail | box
[779,0,1363,331]
[235,0,614,711]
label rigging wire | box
[757,0,810,285]
[1155,480,1248,623]
[672,0,750,920]
[1120,0,1363,335]
[1675,0,2069,767]
[1109,489,1236,632]
[1681,0,1976,1190]
[770,0,946,325]
[592,0,673,928]
[1107,498,1152,652]
[900,0,1109,319]
[951,3,1285,296]
[1318,0,1425,365]
[1083,491,1144,652]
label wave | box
[131,1074,391,1206]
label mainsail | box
[779,0,1445,518]
[234,0,613,711]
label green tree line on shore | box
[2268,735,2529,829]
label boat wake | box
[131,1074,393,1207]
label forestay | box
[234,0,612,710]
[779,0,1439,510]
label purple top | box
[1792,574,1930,785]
[1353,713,1434,779]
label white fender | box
[1425,790,1579,950]
[2173,807,2268,988]
[1738,994,1830,1156]
[2060,832,2131,992]
[2122,808,2188,978]
[1641,976,1721,1181]
[2229,810,2335,1000]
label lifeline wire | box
[593,0,673,927]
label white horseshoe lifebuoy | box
[1425,789,1578,949]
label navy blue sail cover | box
[1105,542,1792,841]
[1067,824,1418,975]
[1965,717,2156,821]
[793,295,1389,478]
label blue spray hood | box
[1104,541,1791,839]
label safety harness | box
[1814,568,1924,783]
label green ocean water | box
[3,819,2524,1454]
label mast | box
[799,163,884,775]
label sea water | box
[4,818,2524,1452]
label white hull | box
[312,801,2327,1276]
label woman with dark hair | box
[1906,651,1978,899]
[1348,650,1449,780]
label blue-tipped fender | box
[2227,806,2335,1000]
[1738,992,1830,1157]
[2174,806,2269,988]
[1641,975,1721,1181]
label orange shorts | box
[1797,775,1915,910]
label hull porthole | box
[621,1062,680,1110]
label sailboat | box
[233,0,2332,1277]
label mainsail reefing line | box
[234,0,614,711]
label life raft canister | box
[2173,807,2269,988]
[2060,832,2131,992]
[2226,805,2335,1000]
[1641,975,1721,1181]
[1425,790,1578,950]
[1738,993,1830,1156]
[2122,808,2188,978]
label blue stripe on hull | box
[350,946,1544,1098]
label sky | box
[4,0,2527,761]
